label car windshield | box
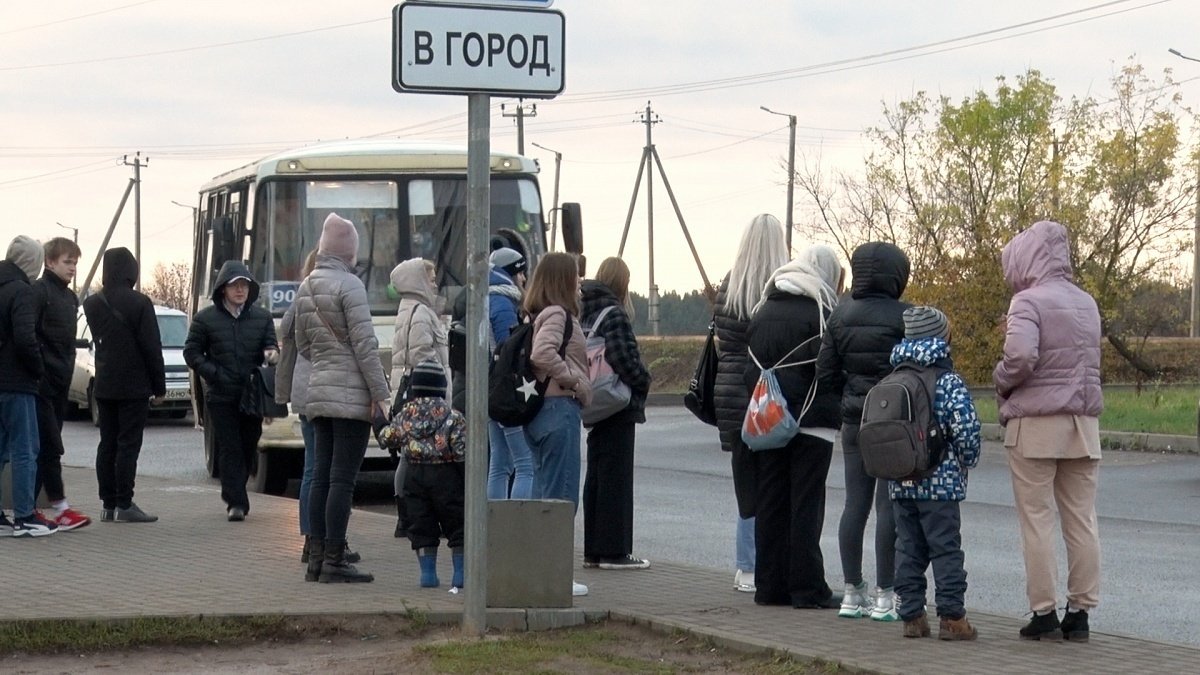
[157,315,188,348]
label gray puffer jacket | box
[294,255,390,422]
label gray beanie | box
[409,360,447,399]
[489,247,526,277]
[903,306,949,340]
[6,235,44,281]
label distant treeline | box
[629,290,711,336]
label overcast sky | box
[2,0,1198,294]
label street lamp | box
[531,142,562,251]
[760,106,797,253]
[1168,48,1200,337]
[56,222,79,291]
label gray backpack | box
[857,364,948,482]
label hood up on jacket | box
[210,260,260,305]
[389,258,435,307]
[1001,220,1073,293]
[889,335,953,370]
[5,236,44,281]
[849,241,909,300]
[101,247,139,289]
[580,279,620,316]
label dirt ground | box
[3,616,825,675]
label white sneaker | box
[572,581,589,596]
[734,569,756,592]
[870,587,900,621]
[838,582,871,618]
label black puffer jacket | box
[744,288,840,428]
[816,242,911,425]
[713,276,751,452]
[580,280,652,423]
[184,261,278,405]
[0,260,43,394]
[33,269,79,397]
[81,248,166,400]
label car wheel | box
[251,447,291,496]
[88,382,100,428]
[203,408,219,478]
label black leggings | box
[308,417,369,545]
[837,423,896,589]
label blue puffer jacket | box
[488,267,523,347]
[887,337,981,501]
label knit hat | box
[903,306,950,340]
[409,360,447,399]
[318,213,359,265]
[6,235,44,281]
[490,247,526,277]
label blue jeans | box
[298,415,315,536]
[0,392,39,519]
[525,397,582,512]
[736,516,756,572]
[487,420,534,500]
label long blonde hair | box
[725,213,788,320]
[524,252,581,316]
[594,256,634,316]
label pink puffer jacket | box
[993,221,1103,425]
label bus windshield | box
[251,176,543,315]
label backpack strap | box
[95,290,137,335]
[583,305,618,339]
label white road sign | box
[393,2,565,97]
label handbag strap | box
[301,279,348,345]
[397,303,420,375]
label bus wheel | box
[252,447,290,495]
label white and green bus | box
[188,139,582,493]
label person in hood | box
[994,220,1102,643]
[0,236,57,536]
[816,240,911,621]
[579,256,652,570]
[744,245,843,608]
[887,306,981,641]
[32,237,91,531]
[81,247,166,524]
[377,360,466,589]
[485,247,535,501]
[184,260,279,522]
[388,257,449,538]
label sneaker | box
[572,581,589,596]
[0,511,13,535]
[939,614,978,641]
[870,587,900,621]
[903,613,931,638]
[12,515,58,537]
[598,555,650,570]
[228,507,245,522]
[100,508,115,523]
[838,582,871,618]
[1019,610,1063,641]
[54,508,92,531]
[734,569,756,593]
[114,503,158,523]
[583,556,600,569]
[1061,609,1090,642]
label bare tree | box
[146,261,191,312]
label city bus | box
[188,139,582,493]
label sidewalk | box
[4,466,1196,675]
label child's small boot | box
[902,612,931,638]
[418,547,440,588]
[938,614,978,641]
[451,547,464,589]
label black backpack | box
[857,363,948,482]
[487,313,573,427]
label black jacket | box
[184,261,278,405]
[745,288,840,429]
[816,242,911,425]
[713,275,751,452]
[32,269,79,397]
[0,261,44,394]
[580,280,651,423]
[81,248,166,400]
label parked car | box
[69,305,192,424]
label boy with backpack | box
[376,360,466,590]
[880,306,981,640]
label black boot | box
[394,496,409,538]
[345,541,362,564]
[1019,610,1062,641]
[1061,609,1090,642]
[301,537,309,563]
[319,540,374,583]
[305,537,324,582]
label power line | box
[0,0,162,37]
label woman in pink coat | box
[994,220,1103,643]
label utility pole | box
[618,102,714,336]
[760,106,796,253]
[531,142,562,251]
[122,152,148,289]
[1168,48,1200,336]
[56,222,79,291]
[501,99,537,155]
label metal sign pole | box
[463,91,491,635]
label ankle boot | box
[1019,610,1062,641]
[305,537,324,582]
[451,548,464,589]
[344,540,362,564]
[1061,609,1090,642]
[319,540,374,583]
[938,614,978,641]
[418,547,440,588]
[394,496,409,538]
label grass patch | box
[972,386,1199,436]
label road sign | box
[393,2,565,97]
[420,0,554,7]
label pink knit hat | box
[318,213,358,265]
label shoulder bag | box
[683,318,719,426]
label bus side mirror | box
[560,202,583,255]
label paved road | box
[60,407,1200,646]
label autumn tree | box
[145,261,191,312]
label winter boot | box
[305,537,324,582]
[1061,609,1090,642]
[1019,610,1063,641]
[345,540,362,564]
[418,547,440,588]
[394,496,409,538]
[451,547,464,589]
[319,540,374,583]
[301,537,309,563]
[903,613,931,638]
[938,614,978,641]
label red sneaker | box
[54,508,92,531]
